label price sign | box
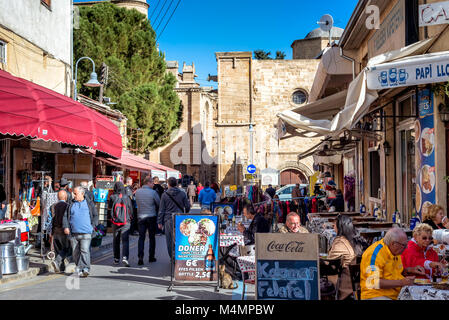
[174,215,219,282]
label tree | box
[275,51,286,60]
[254,50,272,60]
[74,3,182,150]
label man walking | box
[60,178,72,203]
[265,184,276,199]
[187,181,196,206]
[109,182,133,267]
[50,190,71,273]
[198,182,216,211]
[135,177,160,265]
[158,177,191,258]
[80,181,94,203]
[63,186,98,277]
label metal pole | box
[73,56,96,101]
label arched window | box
[292,90,308,105]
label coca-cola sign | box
[267,241,305,253]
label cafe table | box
[398,284,449,300]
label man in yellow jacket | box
[360,228,426,300]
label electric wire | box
[154,0,175,33]
[149,0,161,21]
[156,0,181,42]
[152,0,169,29]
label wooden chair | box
[319,257,343,300]
[349,263,361,300]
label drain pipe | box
[340,47,356,80]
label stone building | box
[0,0,72,95]
[291,27,344,59]
[150,61,219,184]
[75,0,149,18]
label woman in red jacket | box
[401,223,446,279]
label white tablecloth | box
[237,256,256,281]
[398,285,449,300]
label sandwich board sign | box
[256,233,320,300]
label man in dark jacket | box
[109,182,134,267]
[60,178,72,204]
[153,177,165,199]
[63,186,98,277]
[157,177,191,258]
[237,203,269,245]
[265,184,276,199]
[50,190,71,273]
[135,177,160,265]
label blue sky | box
[75,0,359,87]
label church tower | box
[111,0,149,18]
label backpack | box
[111,194,128,226]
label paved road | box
[0,205,254,300]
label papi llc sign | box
[367,53,449,90]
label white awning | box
[277,38,436,137]
[367,50,449,90]
[278,70,378,136]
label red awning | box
[0,70,122,158]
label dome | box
[305,27,344,40]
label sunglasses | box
[421,236,434,241]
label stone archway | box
[278,161,313,186]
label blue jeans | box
[70,233,92,273]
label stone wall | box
[215,53,321,185]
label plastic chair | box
[349,263,361,300]
[319,257,343,300]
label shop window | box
[369,151,380,198]
[41,0,51,10]
[292,90,308,105]
[398,95,416,119]
[0,41,6,65]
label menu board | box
[174,215,219,282]
[256,233,320,300]
[415,89,436,219]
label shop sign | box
[174,214,219,282]
[245,174,258,180]
[256,233,320,300]
[419,1,449,27]
[151,169,166,181]
[368,0,405,59]
[95,175,114,190]
[261,168,279,186]
[367,53,449,90]
[415,89,436,219]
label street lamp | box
[438,103,449,123]
[73,56,102,101]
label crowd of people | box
[35,174,449,301]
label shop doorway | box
[280,169,307,186]
[396,121,416,224]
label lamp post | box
[73,56,102,101]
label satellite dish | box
[317,14,334,45]
[318,14,334,32]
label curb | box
[0,262,48,286]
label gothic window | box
[292,90,308,105]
